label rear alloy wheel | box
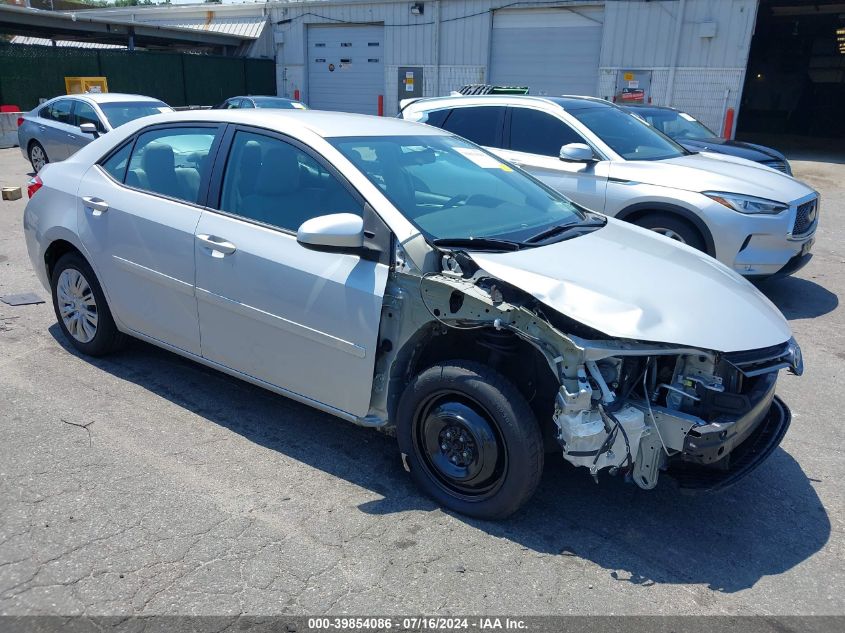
[634,212,706,252]
[397,361,544,519]
[29,141,48,173]
[50,252,124,356]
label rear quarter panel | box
[23,162,95,293]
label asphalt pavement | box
[0,146,842,616]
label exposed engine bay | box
[370,243,803,492]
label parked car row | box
[24,104,805,519]
[399,94,817,279]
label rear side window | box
[441,106,505,148]
[508,108,585,157]
[218,130,362,232]
[101,142,132,182]
[41,100,74,125]
[124,127,217,204]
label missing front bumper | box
[666,396,791,492]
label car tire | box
[29,141,49,173]
[397,361,544,519]
[634,212,706,252]
[50,252,124,356]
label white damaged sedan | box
[23,110,803,518]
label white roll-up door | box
[307,25,385,114]
[490,7,604,97]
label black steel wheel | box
[397,361,544,519]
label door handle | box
[38,126,47,132]
[82,196,109,216]
[197,234,237,257]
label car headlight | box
[704,192,789,215]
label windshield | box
[634,109,716,140]
[100,101,170,128]
[330,135,586,243]
[569,106,688,161]
[253,97,307,109]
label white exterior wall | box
[83,0,759,131]
[272,0,493,115]
[599,0,758,134]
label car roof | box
[235,95,296,101]
[408,94,612,111]
[70,93,167,105]
[140,109,445,138]
[621,104,682,114]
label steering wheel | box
[439,194,468,210]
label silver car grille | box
[792,198,818,238]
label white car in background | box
[23,110,802,518]
[18,93,172,172]
[400,95,819,278]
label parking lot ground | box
[0,146,843,616]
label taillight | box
[27,175,43,199]
[17,117,24,127]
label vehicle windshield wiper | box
[524,218,607,244]
[431,237,524,252]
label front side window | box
[569,106,687,161]
[509,108,585,157]
[225,100,241,109]
[219,130,362,232]
[330,135,585,243]
[74,101,104,132]
[125,127,217,204]
[99,101,170,128]
[440,106,505,148]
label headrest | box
[143,143,176,181]
[254,146,300,196]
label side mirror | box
[79,122,100,138]
[297,213,364,251]
[559,143,595,163]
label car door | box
[66,100,104,156]
[194,127,389,417]
[497,106,608,213]
[76,124,223,355]
[38,99,76,161]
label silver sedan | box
[23,109,802,518]
[18,93,171,172]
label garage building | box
[79,0,844,140]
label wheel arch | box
[386,325,561,451]
[615,202,716,257]
[44,238,84,281]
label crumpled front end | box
[378,243,803,493]
[553,339,801,491]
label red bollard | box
[722,107,735,139]
[294,89,300,101]
[378,95,384,117]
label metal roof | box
[0,5,255,49]
[10,35,125,49]
[140,16,267,40]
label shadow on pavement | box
[758,275,839,320]
[49,324,831,595]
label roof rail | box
[456,84,530,96]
